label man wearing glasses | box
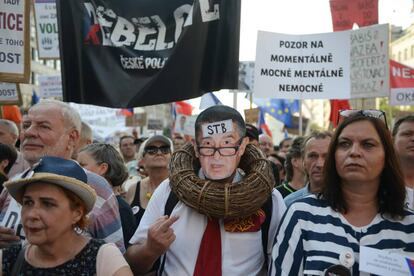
[126,105,286,275]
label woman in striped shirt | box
[271,111,414,275]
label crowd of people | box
[0,100,412,275]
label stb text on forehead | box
[201,119,233,138]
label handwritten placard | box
[350,24,389,98]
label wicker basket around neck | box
[169,143,274,219]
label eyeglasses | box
[337,109,387,127]
[197,138,243,157]
[144,145,171,155]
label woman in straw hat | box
[0,156,133,275]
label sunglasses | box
[144,145,171,155]
[337,109,387,127]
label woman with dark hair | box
[77,143,137,249]
[271,111,414,275]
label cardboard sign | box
[34,0,60,59]
[244,108,259,124]
[174,114,196,137]
[201,119,233,137]
[360,246,414,276]
[147,118,163,130]
[350,24,389,98]
[1,199,25,239]
[0,0,31,83]
[255,30,350,99]
[125,113,147,127]
[69,102,127,140]
[0,82,22,105]
[254,24,389,100]
[239,61,255,91]
[38,74,62,98]
[390,60,414,106]
[330,0,378,31]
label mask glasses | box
[337,109,387,127]
[197,138,243,157]
[144,145,171,155]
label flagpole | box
[249,92,253,109]
[299,100,303,136]
[232,90,238,109]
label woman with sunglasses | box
[271,111,414,275]
[77,143,137,249]
[127,135,173,226]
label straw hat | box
[4,156,96,212]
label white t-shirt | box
[129,178,286,276]
[406,187,414,212]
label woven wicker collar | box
[169,143,274,219]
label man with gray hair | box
[72,121,93,160]
[0,119,18,146]
[0,100,125,252]
[0,119,29,177]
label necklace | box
[146,192,152,199]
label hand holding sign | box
[0,226,20,248]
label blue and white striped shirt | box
[270,195,414,275]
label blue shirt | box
[284,183,311,207]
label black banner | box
[57,0,241,108]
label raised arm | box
[125,215,178,274]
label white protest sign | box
[147,118,163,130]
[0,0,30,83]
[254,30,350,99]
[34,0,60,59]
[350,24,389,98]
[360,246,414,276]
[239,61,255,91]
[1,198,25,239]
[174,114,196,137]
[38,74,62,98]
[0,82,21,104]
[202,119,233,137]
[69,102,128,140]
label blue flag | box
[31,91,40,106]
[254,98,299,128]
[199,92,223,109]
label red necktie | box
[193,218,222,276]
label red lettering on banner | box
[390,60,414,88]
[0,12,23,31]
